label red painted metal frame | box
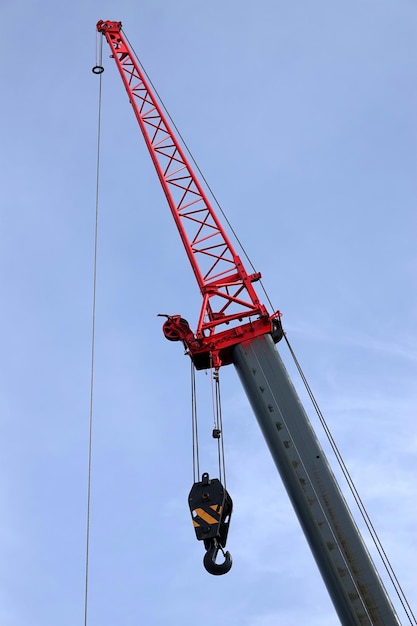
[97,20,279,366]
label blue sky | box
[0,1,416,625]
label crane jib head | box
[96,20,123,33]
[160,314,283,370]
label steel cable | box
[284,333,416,626]
[84,33,104,626]
[191,362,201,483]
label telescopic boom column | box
[233,334,400,626]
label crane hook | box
[203,539,233,576]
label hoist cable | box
[209,362,227,488]
[215,374,227,490]
[209,363,221,484]
[283,333,417,626]
[95,31,102,70]
[190,362,200,483]
[84,34,104,626]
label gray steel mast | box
[233,333,401,626]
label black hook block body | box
[188,472,233,574]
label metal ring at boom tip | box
[92,65,104,75]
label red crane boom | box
[96,20,281,369]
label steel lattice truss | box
[97,21,271,340]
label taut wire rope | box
[190,359,228,487]
[283,333,417,626]
[84,33,104,626]
[191,361,201,483]
[210,365,227,488]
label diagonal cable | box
[84,36,104,626]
